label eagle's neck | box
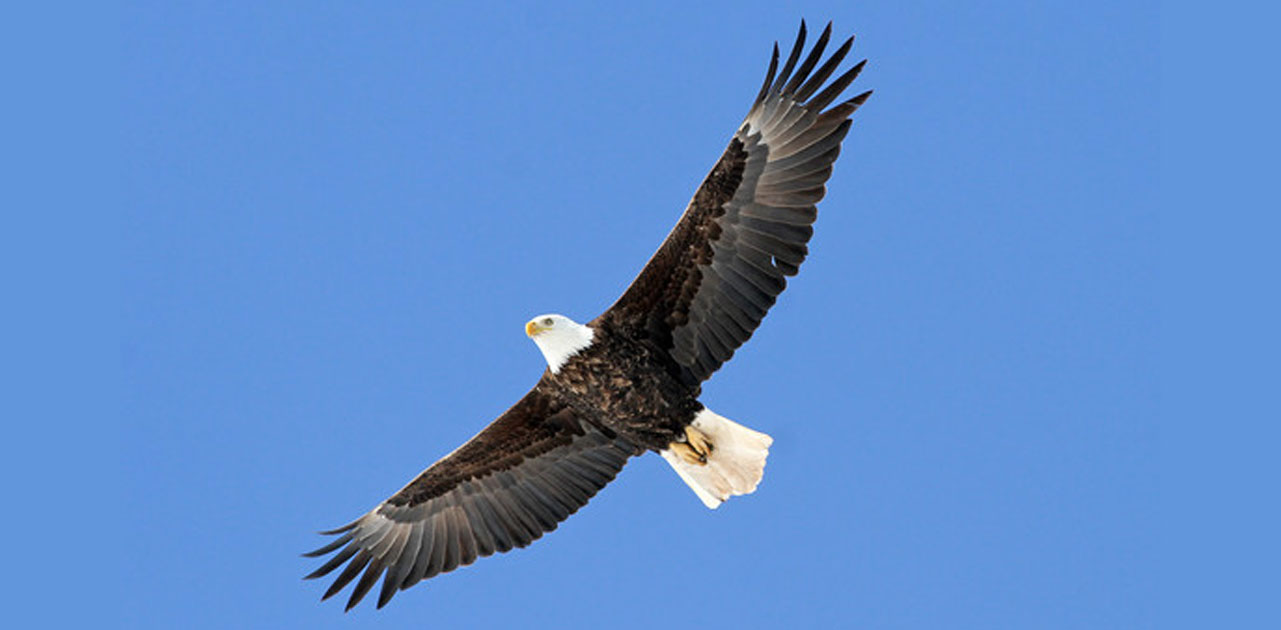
[534,322,595,373]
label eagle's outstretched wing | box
[602,21,871,384]
[305,385,638,610]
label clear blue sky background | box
[7,1,1178,628]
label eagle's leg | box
[669,425,715,465]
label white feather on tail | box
[660,408,773,509]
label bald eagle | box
[306,21,871,610]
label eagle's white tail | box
[660,408,773,509]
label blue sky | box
[8,1,1170,628]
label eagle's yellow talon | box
[685,425,714,455]
[669,425,714,465]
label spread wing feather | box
[305,385,638,610]
[602,21,871,383]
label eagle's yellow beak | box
[525,320,543,337]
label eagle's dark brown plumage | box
[306,20,871,610]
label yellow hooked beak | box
[525,320,543,337]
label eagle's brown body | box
[553,319,704,451]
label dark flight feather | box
[305,386,637,609]
[603,21,871,384]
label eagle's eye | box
[542,317,555,327]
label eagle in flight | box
[306,20,871,610]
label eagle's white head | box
[525,313,595,373]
